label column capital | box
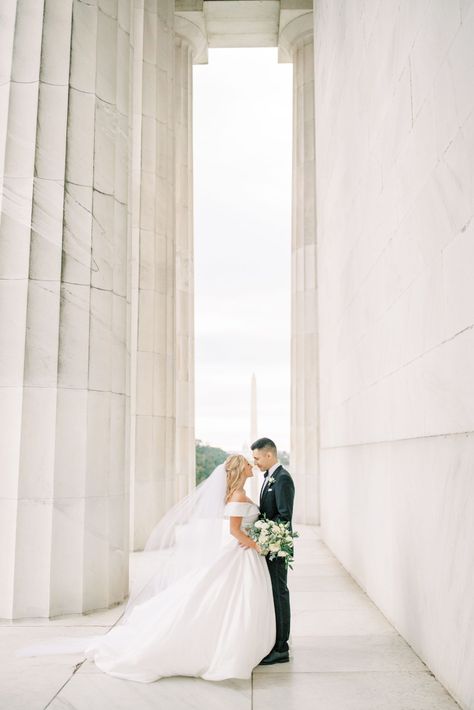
[278,11,313,63]
[174,15,208,64]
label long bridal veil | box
[123,461,227,619]
[16,463,229,658]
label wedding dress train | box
[17,501,276,683]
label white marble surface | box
[1,526,459,710]
[128,0,184,550]
[253,671,459,710]
[1,0,470,706]
[287,12,319,527]
[314,4,474,708]
[175,29,196,497]
[0,0,130,619]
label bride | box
[16,455,276,682]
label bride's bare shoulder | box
[228,490,252,503]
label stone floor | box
[0,526,461,710]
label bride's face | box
[242,460,254,479]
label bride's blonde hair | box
[224,454,248,503]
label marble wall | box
[313,2,474,708]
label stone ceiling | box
[175,0,313,62]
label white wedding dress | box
[18,501,276,682]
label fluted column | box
[0,0,131,618]
[279,12,319,524]
[173,18,207,500]
[129,0,179,550]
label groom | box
[251,437,295,665]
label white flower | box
[269,543,280,552]
[254,520,264,529]
[277,550,288,557]
[268,476,276,485]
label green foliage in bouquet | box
[247,514,299,570]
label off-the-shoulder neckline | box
[225,500,257,506]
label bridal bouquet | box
[246,515,299,570]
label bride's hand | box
[239,538,259,551]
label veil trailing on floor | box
[16,462,229,657]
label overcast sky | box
[193,48,292,454]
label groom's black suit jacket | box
[259,464,295,534]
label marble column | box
[249,373,259,501]
[279,13,319,525]
[173,18,206,500]
[129,0,180,551]
[0,0,130,618]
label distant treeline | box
[195,440,228,484]
[195,440,290,485]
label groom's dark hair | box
[250,437,277,455]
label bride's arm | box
[229,516,259,550]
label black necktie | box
[264,469,269,478]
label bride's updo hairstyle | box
[224,454,248,503]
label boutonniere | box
[268,476,276,485]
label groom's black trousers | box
[266,556,290,653]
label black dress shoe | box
[259,649,290,665]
